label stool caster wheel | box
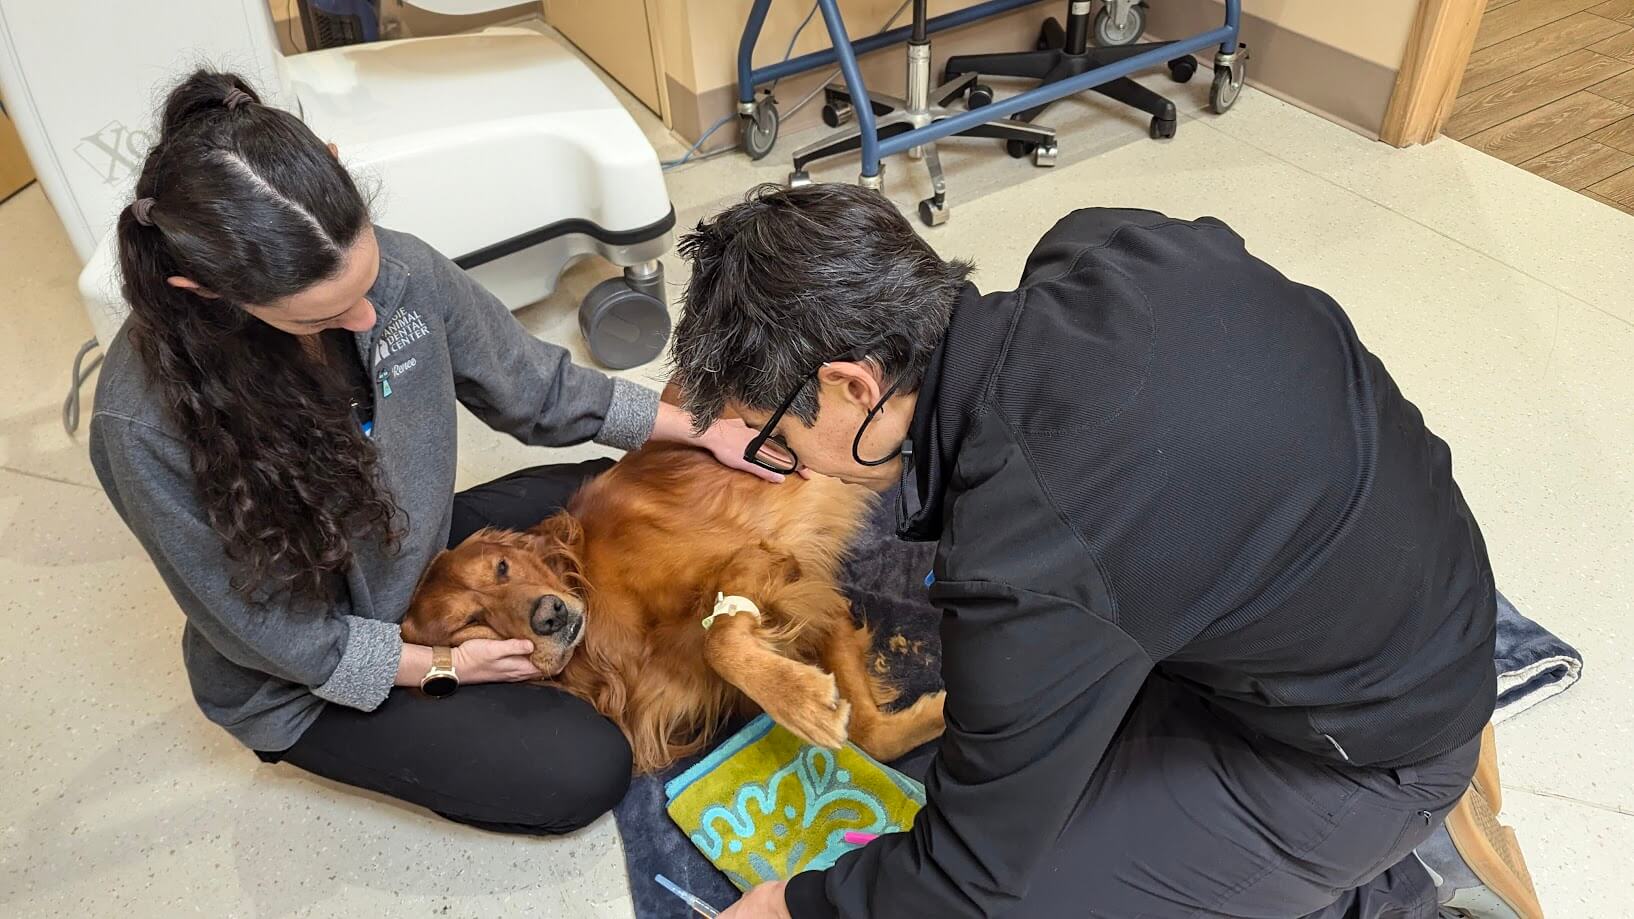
[1033,140,1059,167]
[821,85,854,127]
[742,97,779,160]
[1168,56,1198,83]
[1037,16,1065,50]
[821,101,853,127]
[967,83,994,109]
[788,170,813,188]
[918,196,950,227]
[579,268,670,371]
[1006,139,1036,159]
[1149,115,1177,140]
[1094,2,1147,47]
[1210,57,1245,114]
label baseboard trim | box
[1144,2,1397,138]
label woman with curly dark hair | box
[90,69,776,834]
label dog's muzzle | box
[530,594,583,645]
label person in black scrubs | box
[668,184,1543,919]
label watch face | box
[422,675,458,698]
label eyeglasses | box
[741,348,909,475]
[742,366,815,475]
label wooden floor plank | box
[1591,28,1634,61]
[1463,13,1629,93]
[1589,0,1634,25]
[1590,112,1634,150]
[1479,0,1611,49]
[1585,188,1634,213]
[1458,0,1634,214]
[1521,136,1634,187]
[1464,91,1633,161]
[1589,67,1634,103]
[1448,50,1632,139]
[1587,163,1634,204]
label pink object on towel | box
[843,832,879,846]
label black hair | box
[669,183,972,432]
[117,68,394,601]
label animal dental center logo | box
[374,307,431,383]
[371,310,431,398]
[75,121,153,185]
[376,308,431,361]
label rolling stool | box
[943,0,1247,153]
[786,0,1057,226]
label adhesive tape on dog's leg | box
[702,593,762,630]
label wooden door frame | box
[1381,0,1491,146]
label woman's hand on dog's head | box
[451,638,545,683]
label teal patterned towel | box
[663,714,926,892]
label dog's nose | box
[530,595,571,636]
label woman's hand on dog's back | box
[651,393,793,483]
[395,639,543,687]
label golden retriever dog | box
[402,442,946,773]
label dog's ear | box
[400,549,451,645]
[534,511,583,549]
[410,549,448,597]
[529,512,586,587]
[400,607,436,646]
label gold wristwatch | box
[420,646,459,698]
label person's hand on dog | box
[650,400,790,483]
[719,880,791,919]
[697,416,794,483]
[451,639,544,683]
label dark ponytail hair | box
[118,69,396,602]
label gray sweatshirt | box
[89,226,659,751]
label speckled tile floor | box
[4,40,1632,919]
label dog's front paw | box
[772,667,852,750]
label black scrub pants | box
[1001,677,1478,918]
[260,459,626,835]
